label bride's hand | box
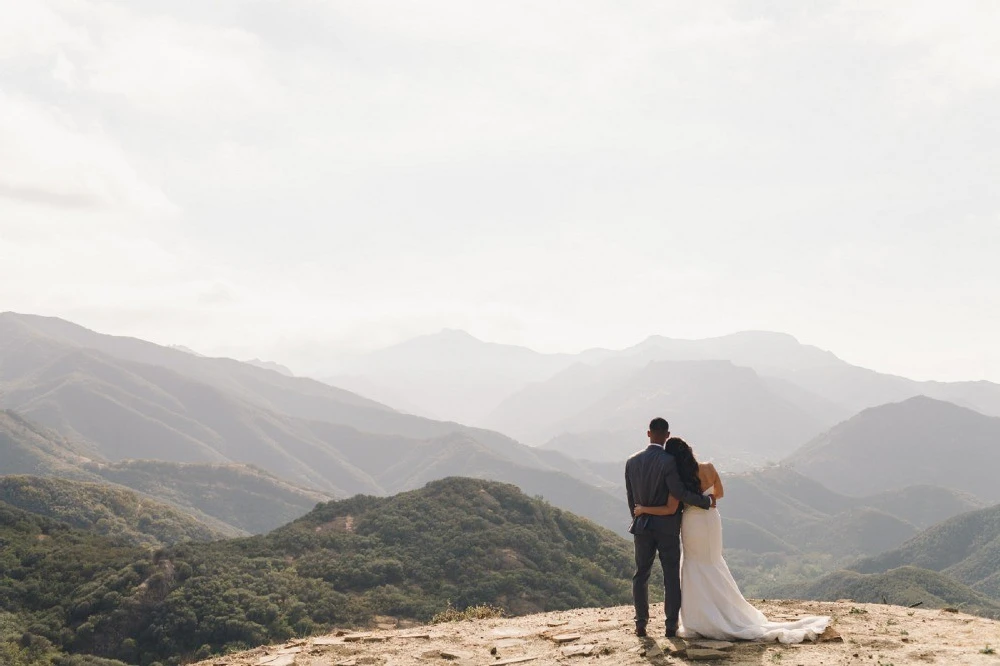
[633,505,647,517]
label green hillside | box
[715,466,984,596]
[721,467,920,558]
[862,484,987,529]
[0,477,632,666]
[773,566,1000,618]
[852,503,1000,599]
[719,466,983,557]
[721,467,845,538]
[0,501,145,666]
[0,475,232,546]
[796,508,918,559]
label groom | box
[625,418,714,638]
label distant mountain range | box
[0,408,97,478]
[786,396,1000,501]
[1,408,332,534]
[245,358,294,376]
[327,328,1000,433]
[6,311,1000,664]
[706,466,985,559]
[325,329,576,424]
[506,360,827,467]
[324,329,1000,473]
[0,312,626,533]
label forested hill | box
[771,566,1000,619]
[0,475,233,546]
[850,502,1000,599]
[0,477,633,666]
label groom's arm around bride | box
[625,418,713,637]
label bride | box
[633,437,831,643]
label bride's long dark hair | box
[664,437,701,495]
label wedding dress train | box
[678,486,831,643]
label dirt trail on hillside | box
[197,600,1000,666]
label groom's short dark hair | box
[649,417,669,434]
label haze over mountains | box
[1,407,333,534]
[326,329,576,424]
[526,360,824,466]
[0,312,625,532]
[787,396,1000,501]
[325,328,1000,471]
[5,311,1000,530]
[719,467,986,559]
[4,310,1000,665]
[766,502,1000,617]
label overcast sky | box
[2,1,998,380]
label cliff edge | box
[195,599,1000,666]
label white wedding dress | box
[678,486,831,643]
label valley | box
[2,313,999,666]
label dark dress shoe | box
[665,628,677,638]
[635,625,647,637]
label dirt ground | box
[197,600,1000,666]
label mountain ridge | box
[850,502,1000,599]
[334,324,1000,431]
[786,396,1000,501]
[0,313,630,532]
[514,359,827,468]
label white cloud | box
[830,1,1000,107]
[1,0,999,381]
[0,89,175,215]
[81,6,283,122]
[0,1,89,60]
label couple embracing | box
[625,418,830,643]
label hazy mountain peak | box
[3,311,118,343]
[339,329,572,424]
[787,395,1000,501]
[637,330,802,346]
[170,344,204,357]
[396,328,483,345]
[438,327,480,340]
[388,328,531,353]
[851,394,984,421]
[896,394,966,409]
[245,358,294,376]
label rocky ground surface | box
[197,600,1000,666]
